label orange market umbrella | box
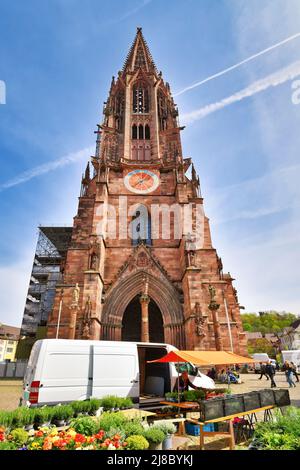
[148,350,255,366]
[148,350,255,402]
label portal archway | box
[122,295,164,343]
[101,270,185,348]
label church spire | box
[122,27,158,76]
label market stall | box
[148,350,290,449]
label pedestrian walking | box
[283,361,296,388]
[265,361,276,388]
[291,362,299,383]
[258,362,269,380]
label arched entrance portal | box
[122,295,164,343]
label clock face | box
[124,169,160,194]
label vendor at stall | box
[172,371,199,392]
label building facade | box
[46,29,247,354]
[0,323,20,362]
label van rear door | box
[92,343,139,402]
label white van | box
[22,339,215,407]
[282,350,300,371]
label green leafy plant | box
[0,441,18,450]
[123,420,145,437]
[98,412,127,432]
[143,427,165,444]
[154,421,176,436]
[70,401,84,416]
[183,390,198,402]
[33,407,53,427]
[11,407,34,428]
[126,435,149,450]
[0,410,13,429]
[69,416,98,436]
[252,407,300,450]
[165,392,180,402]
[51,406,67,422]
[10,428,29,447]
[89,398,102,414]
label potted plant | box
[61,405,74,425]
[70,401,83,417]
[89,398,103,416]
[33,407,53,429]
[155,422,177,450]
[51,405,66,427]
[143,427,165,450]
[0,411,13,430]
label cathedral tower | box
[47,28,247,354]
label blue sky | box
[0,0,300,327]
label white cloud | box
[0,146,94,192]
[181,61,300,124]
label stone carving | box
[185,233,197,267]
[208,285,220,311]
[194,302,206,337]
[82,296,92,339]
[137,252,149,267]
[90,253,98,271]
[71,283,80,308]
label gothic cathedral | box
[46,28,247,355]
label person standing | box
[284,361,296,388]
[265,361,276,388]
[291,362,299,383]
[258,362,269,381]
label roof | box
[0,323,20,340]
[245,332,263,340]
[148,350,254,366]
[122,27,158,75]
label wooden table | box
[187,405,275,450]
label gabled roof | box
[122,27,158,75]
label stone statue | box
[208,284,216,302]
[72,283,80,307]
[193,302,206,337]
[82,322,91,339]
[90,253,98,271]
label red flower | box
[75,433,86,443]
[0,434,4,442]
[94,430,105,440]
[113,434,121,441]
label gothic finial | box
[85,162,90,180]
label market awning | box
[147,350,255,366]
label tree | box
[247,338,276,357]
[241,311,298,334]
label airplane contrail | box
[181,60,300,124]
[0,146,93,192]
[174,32,300,97]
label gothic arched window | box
[138,124,144,140]
[145,124,150,140]
[132,124,137,139]
[133,84,149,114]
